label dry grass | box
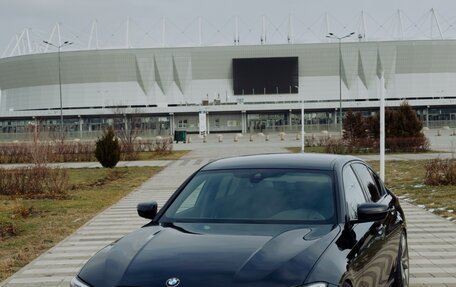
[369,160,456,220]
[286,146,445,155]
[286,146,327,154]
[0,166,161,281]
[136,150,190,160]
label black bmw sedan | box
[71,153,408,287]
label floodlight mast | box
[326,32,355,137]
[42,40,73,140]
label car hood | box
[78,223,340,287]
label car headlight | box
[70,276,91,287]
[301,283,327,287]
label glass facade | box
[1,106,456,141]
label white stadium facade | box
[1,15,456,139]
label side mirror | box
[137,201,158,220]
[356,203,388,223]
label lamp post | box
[43,40,73,140]
[294,85,304,152]
[326,32,355,136]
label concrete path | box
[402,203,456,286]
[2,144,456,287]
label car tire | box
[393,232,409,287]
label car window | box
[163,169,336,223]
[369,169,386,197]
[343,165,367,220]
[352,163,382,202]
[176,181,205,213]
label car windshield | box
[162,169,336,224]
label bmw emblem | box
[166,278,180,287]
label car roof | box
[200,153,360,171]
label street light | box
[294,85,304,153]
[43,40,73,140]
[326,32,355,136]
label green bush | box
[339,101,428,153]
[95,128,121,168]
[366,101,423,138]
[343,110,367,141]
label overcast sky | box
[0,0,454,54]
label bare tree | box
[111,106,144,160]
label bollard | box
[218,134,223,143]
[250,134,254,142]
[296,133,300,140]
[203,135,207,143]
[279,132,285,141]
[265,135,270,141]
[234,135,238,142]
[437,129,441,136]
[187,137,192,143]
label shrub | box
[11,199,34,219]
[0,166,68,199]
[120,142,139,161]
[337,101,429,154]
[0,142,96,164]
[424,159,456,185]
[0,138,174,164]
[366,101,423,138]
[343,110,367,142]
[153,137,173,154]
[324,138,347,154]
[385,136,429,153]
[0,222,19,239]
[95,128,121,168]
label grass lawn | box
[369,160,456,220]
[0,166,161,281]
[286,146,445,155]
[136,150,190,160]
[286,146,327,153]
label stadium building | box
[1,39,456,139]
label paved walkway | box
[402,203,456,286]
[2,144,456,287]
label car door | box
[351,163,401,287]
[366,166,403,286]
[342,164,385,287]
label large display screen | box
[233,57,299,95]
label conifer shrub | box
[333,102,428,153]
[95,128,121,168]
